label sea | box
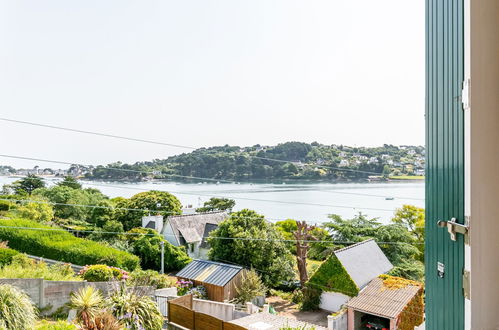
[0,176,424,224]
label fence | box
[27,254,84,273]
[167,295,247,330]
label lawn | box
[293,259,323,280]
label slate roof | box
[347,277,422,319]
[176,259,243,287]
[334,239,393,289]
[166,211,228,245]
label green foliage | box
[85,143,424,182]
[15,197,54,223]
[34,185,109,224]
[275,220,333,261]
[57,176,82,190]
[392,205,425,261]
[307,254,359,296]
[323,212,424,281]
[196,197,235,213]
[35,320,78,330]
[0,284,38,329]
[0,200,12,212]
[127,228,191,271]
[0,254,81,281]
[234,269,266,304]
[114,191,182,231]
[300,286,322,311]
[208,209,294,287]
[81,265,115,282]
[0,218,140,270]
[127,269,175,289]
[87,220,125,242]
[0,248,19,267]
[11,174,46,195]
[106,284,163,330]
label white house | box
[309,239,393,313]
[161,211,228,259]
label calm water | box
[0,176,424,224]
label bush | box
[81,265,114,282]
[176,280,193,296]
[0,248,19,267]
[0,200,12,211]
[127,269,175,289]
[0,284,38,329]
[15,197,54,223]
[234,269,266,304]
[189,285,208,300]
[0,254,81,281]
[79,264,128,282]
[300,286,322,311]
[35,320,78,330]
[0,218,140,270]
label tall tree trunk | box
[293,221,316,288]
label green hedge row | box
[0,219,140,271]
[0,248,19,267]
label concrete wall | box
[192,298,236,321]
[469,0,499,328]
[319,291,350,312]
[0,279,153,314]
[328,309,348,330]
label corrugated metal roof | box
[334,239,393,289]
[347,278,422,319]
[175,259,243,287]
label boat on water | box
[385,197,395,200]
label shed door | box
[425,0,465,329]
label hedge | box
[0,248,19,267]
[0,219,140,271]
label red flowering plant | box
[176,279,193,296]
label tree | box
[293,221,316,287]
[234,269,266,304]
[57,176,82,190]
[208,209,294,287]
[115,191,182,231]
[392,205,425,241]
[16,197,54,222]
[11,175,45,195]
[126,228,191,271]
[196,197,235,213]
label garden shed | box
[175,259,245,302]
[346,275,424,330]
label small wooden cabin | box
[176,259,245,302]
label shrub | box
[291,289,304,304]
[234,269,266,304]
[0,248,19,267]
[0,284,38,329]
[0,254,81,281]
[106,284,163,330]
[189,285,208,300]
[176,280,193,296]
[300,286,322,311]
[35,320,78,330]
[0,200,12,212]
[127,269,175,289]
[0,218,140,270]
[79,264,128,282]
[15,197,54,223]
[81,265,114,282]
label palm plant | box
[70,286,104,329]
[0,284,37,329]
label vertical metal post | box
[160,241,165,274]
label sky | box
[0,0,425,169]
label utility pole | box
[160,241,165,274]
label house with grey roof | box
[161,211,228,259]
[307,239,393,312]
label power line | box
[0,224,425,245]
[0,154,424,201]
[0,117,384,175]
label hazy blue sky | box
[0,0,424,168]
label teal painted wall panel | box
[425,0,465,329]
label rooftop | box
[175,259,243,287]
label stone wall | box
[0,278,153,314]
